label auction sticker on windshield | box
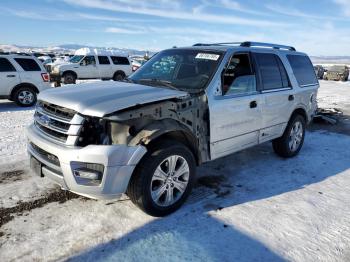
[195,53,220,61]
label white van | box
[48,48,132,85]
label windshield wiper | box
[137,78,178,90]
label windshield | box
[129,49,223,92]
[69,55,84,63]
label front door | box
[78,55,99,79]
[209,52,263,160]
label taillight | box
[41,73,50,82]
[132,65,139,72]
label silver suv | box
[27,42,319,216]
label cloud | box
[333,0,350,16]
[266,3,350,21]
[0,7,153,22]
[62,0,290,27]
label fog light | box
[73,168,102,180]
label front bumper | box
[26,124,147,200]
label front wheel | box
[127,140,196,217]
[272,114,306,158]
[63,72,76,84]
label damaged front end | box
[76,93,211,164]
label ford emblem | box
[39,115,51,127]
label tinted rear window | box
[98,56,110,65]
[255,53,290,90]
[14,58,41,71]
[287,55,318,86]
[0,58,16,72]
[111,56,130,65]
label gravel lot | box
[0,80,349,262]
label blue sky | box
[1,0,350,55]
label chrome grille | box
[34,101,84,145]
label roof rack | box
[0,52,32,56]
[193,41,296,51]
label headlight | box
[53,67,59,73]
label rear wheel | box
[14,86,37,107]
[113,71,125,81]
[63,72,76,84]
[127,140,196,217]
[272,114,306,158]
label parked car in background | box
[314,65,325,79]
[48,48,132,86]
[38,55,53,65]
[0,53,50,106]
[324,65,349,81]
[27,42,318,216]
[131,58,147,72]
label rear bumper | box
[26,124,147,200]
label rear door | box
[252,52,295,143]
[209,52,263,159]
[13,57,44,90]
[97,56,112,78]
[0,57,20,96]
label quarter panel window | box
[14,58,41,71]
[0,58,16,72]
[287,55,318,86]
[98,56,110,65]
[111,56,130,65]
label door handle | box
[250,101,257,108]
[288,95,294,101]
[6,75,16,77]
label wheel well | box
[62,70,77,79]
[145,131,201,165]
[114,70,126,77]
[10,83,39,100]
[291,108,307,123]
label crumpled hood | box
[38,81,189,117]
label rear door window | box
[255,53,290,90]
[287,55,318,87]
[14,58,41,71]
[111,56,130,65]
[98,56,110,65]
[0,58,16,72]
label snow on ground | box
[0,81,350,261]
[317,80,350,114]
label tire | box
[113,72,125,81]
[63,72,76,84]
[272,114,306,158]
[14,86,37,107]
[127,140,196,217]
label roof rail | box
[193,41,296,51]
[240,42,296,51]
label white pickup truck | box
[48,48,132,86]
